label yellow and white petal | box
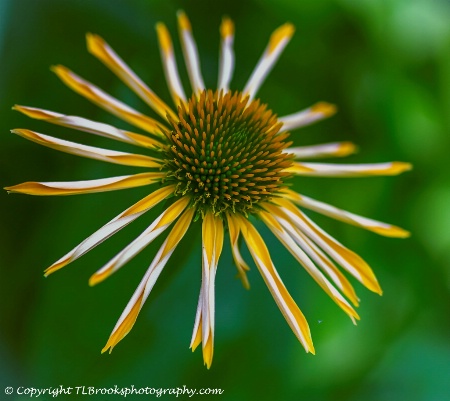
[286,161,413,177]
[243,23,295,101]
[286,142,357,160]
[5,172,164,196]
[89,196,190,286]
[278,102,337,133]
[218,17,235,93]
[52,65,167,136]
[260,210,359,323]
[11,129,161,168]
[44,185,175,276]
[293,227,359,307]
[155,23,187,106]
[235,215,315,354]
[102,206,195,353]
[275,198,382,294]
[13,105,163,149]
[262,203,359,306]
[87,34,177,121]
[226,213,250,289]
[177,11,205,95]
[282,189,410,238]
[190,212,224,369]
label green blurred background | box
[1,0,449,400]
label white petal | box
[218,17,235,93]
[12,129,161,168]
[102,206,195,353]
[283,190,410,238]
[5,172,164,196]
[89,196,190,285]
[243,23,295,101]
[286,142,356,160]
[87,33,177,121]
[278,102,336,132]
[14,105,163,149]
[44,185,175,276]
[52,65,168,136]
[287,161,413,177]
[177,11,205,95]
[156,23,187,106]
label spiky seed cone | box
[164,90,293,216]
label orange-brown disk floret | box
[164,90,293,216]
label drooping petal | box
[217,17,235,93]
[13,105,163,149]
[5,172,165,196]
[275,198,382,294]
[86,33,177,121]
[243,23,295,101]
[278,102,337,132]
[260,210,359,323]
[235,214,315,354]
[263,203,359,306]
[286,161,413,177]
[155,23,187,106]
[286,142,357,160]
[52,65,168,136]
[190,212,224,369]
[89,196,191,286]
[44,185,175,276]
[226,212,250,289]
[11,129,161,168]
[177,11,205,95]
[282,189,410,238]
[102,206,195,353]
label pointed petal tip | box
[338,142,358,156]
[392,162,413,174]
[220,17,234,37]
[101,344,111,354]
[311,102,337,117]
[177,10,191,31]
[371,225,411,238]
[268,22,295,54]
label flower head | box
[6,11,411,368]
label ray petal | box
[13,105,163,149]
[5,172,165,196]
[260,208,360,321]
[282,189,410,238]
[89,196,191,286]
[226,213,250,289]
[177,11,205,95]
[102,206,195,353]
[11,129,161,168]
[155,23,187,106]
[52,65,168,136]
[218,17,235,93]
[278,102,337,132]
[235,215,315,354]
[243,23,295,101]
[87,33,177,121]
[44,185,175,276]
[190,213,223,369]
[275,198,382,294]
[286,161,413,177]
[286,142,357,160]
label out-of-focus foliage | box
[1,0,449,400]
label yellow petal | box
[86,33,177,121]
[5,172,164,196]
[52,65,168,136]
